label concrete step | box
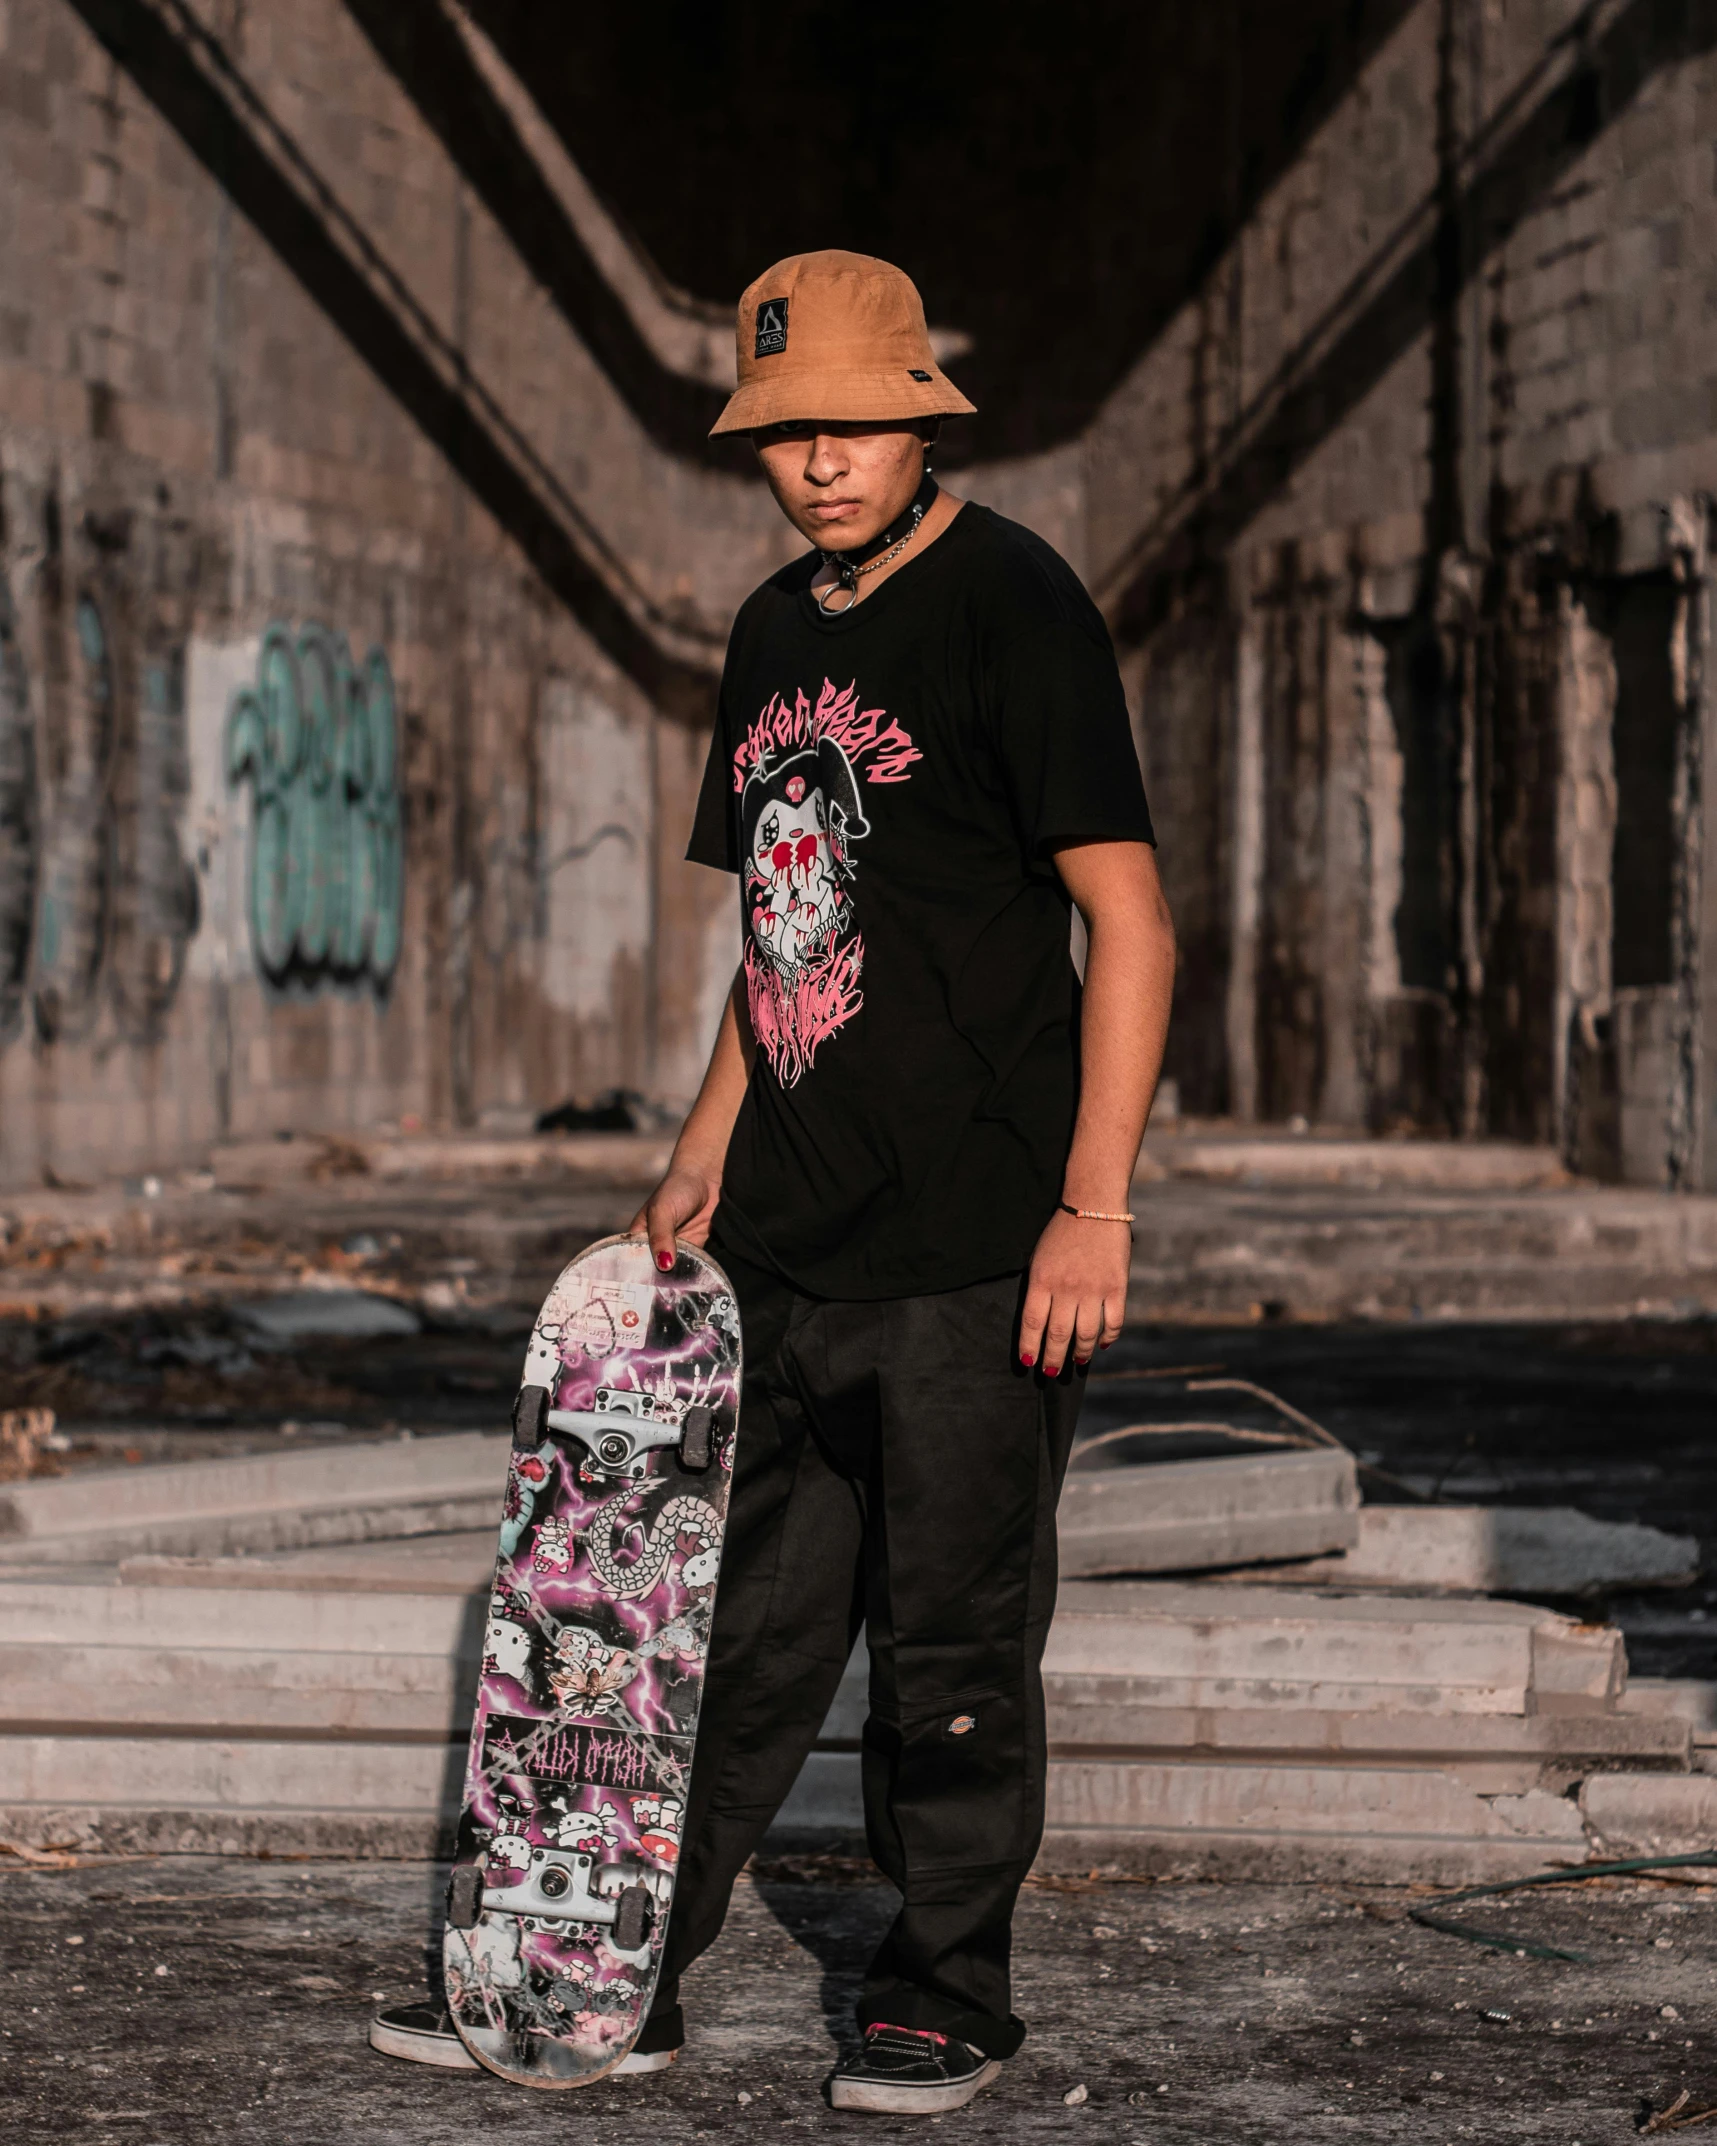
[1139,1134,1566,1191]
[0,1641,477,1735]
[1040,1679,1689,1791]
[0,1731,1600,1884]
[1580,1771,1717,1854]
[0,1433,509,1563]
[772,1750,1597,1883]
[0,1569,1620,1714]
[119,1531,497,1595]
[1047,1581,1624,1715]
[1058,1447,1359,1578]
[209,1131,671,1187]
[0,1578,476,1655]
[1216,1504,1701,1596]
[1619,1678,1717,1774]
[1123,1180,1717,1321]
[1039,1758,1593,1883]
[0,1729,455,1808]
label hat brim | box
[709,365,977,437]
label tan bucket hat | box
[710,250,977,437]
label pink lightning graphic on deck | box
[734,679,917,1085]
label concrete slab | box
[232,1291,422,1344]
[1040,1757,1595,1883]
[1218,1503,1701,1595]
[1047,1580,1621,1714]
[209,1130,672,1186]
[1058,1447,1360,1577]
[0,1639,476,1734]
[1123,1179,1717,1321]
[0,1729,458,1813]
[1140,1133,1567,1191]
[0,1577,477,1654]
[0,1433,508,1563]
[1621,1676,1717,1750]
[119,1530,496,1595]
[1581,1771,1717,1854]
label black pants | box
[639,1231,1083,2061]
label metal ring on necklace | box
[815,507,924,616]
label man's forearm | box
[1056,844,1176,1210]
[671,968,753,1179]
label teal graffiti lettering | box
[227,622,403,992]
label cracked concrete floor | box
[1,1855,1712,2143]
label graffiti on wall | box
[226,622,404,992]
[0,560,200,1052]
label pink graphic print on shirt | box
[733,678,919,1086]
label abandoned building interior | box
[2,0,1714,1191]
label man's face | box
[752,421,928,551]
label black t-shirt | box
[687,500,1154,1299]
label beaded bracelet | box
[1058,1201,1136,1224]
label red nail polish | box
[1019,1353,1035,1368]
[656,1251,672,1271]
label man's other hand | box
[1018,1208,1129,1376]
[628,1166,721,1273]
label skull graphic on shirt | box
[741,740,869,981]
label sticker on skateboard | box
[443,1233,739,2086]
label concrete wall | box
[0,0,780,1187]
[1088,0,1717,1185]
[0,0,1088,1189]
[7,0,1715,1190]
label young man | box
[372,249,1173,2113]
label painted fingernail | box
[1019,1353,1035,1369]
[656,1251,673,1271]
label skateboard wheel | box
[613,1883,653,1954]
[679,1405,713,1472]
[512,1385,549,1448]
[446,1862,484,1930]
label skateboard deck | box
[442,1233,740,2087]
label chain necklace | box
[814,473,937,617]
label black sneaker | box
[367,2000,679,2075]
[368,2002,479,2071]
[829,2022,1002,2113]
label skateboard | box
[442,1233,740,2087]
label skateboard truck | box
[512,1386,715,1475]
[456,1846,655,1955]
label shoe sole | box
[367,2017,479,2071]
[617,2048,679,2076]
[829,2058,1002,2114]
[367,2017,679,2079]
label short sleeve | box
[991,616,1155,859]
[686,714,739,872]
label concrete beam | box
[1218,1503,1700,1596]
[1058,1448,1359,1578]
[1047,1580,1622,1715]
[0,1433,509,1564]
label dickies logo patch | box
[946,1713,978,1738]
[908,369,932,382]
[754,298,788,358]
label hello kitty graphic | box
[733,678,920,1085]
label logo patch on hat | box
[754,298,788,359]
[909,369,932,382]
